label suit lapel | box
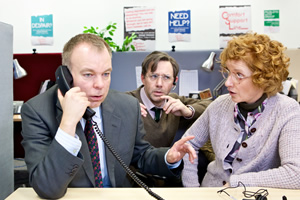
[55,93,95,186]
[101,92,122,187]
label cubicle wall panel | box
[13,53,62,102]
[111,51,226,96]
[0,21,14,200]
[13,50,227,103]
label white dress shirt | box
[55,107,111,187]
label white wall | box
[1,0,300,53]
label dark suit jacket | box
[21,85,175,199]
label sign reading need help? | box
[31,14,53,45]
[168,10,191,42]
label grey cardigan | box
[182,93,300,189]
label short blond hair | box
[62,33,112,67]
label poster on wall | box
[168,10,191,42]
[264,10,280,33]
[124,7,156,51]
[31,14,53,45]
[219,5,251,49]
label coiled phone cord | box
[92,120,165,200]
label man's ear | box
[174,76,178,85]
[141,74,146,85]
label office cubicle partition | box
[111,50,226,97]
[0,21,14,199]
[13,50,226,103]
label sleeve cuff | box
[55,128,82,156]
[184,105,195,119]
[164,149,182,169]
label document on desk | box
[179,70,198,96]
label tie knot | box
[84,118,95,138]
[151,107,162,122]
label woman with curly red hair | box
[182,32,300,189]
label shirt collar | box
[80,106,102,126]
[140,87,163,110]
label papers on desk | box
[179,70,198,96]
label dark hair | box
[141,51,179,80]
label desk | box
[13,114,24,158]
[6,187,300,200]
[13,114,22,122]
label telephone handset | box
[55,65,96,120]
[55,65,164,200]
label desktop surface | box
[7,187,300,200]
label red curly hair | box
[220,32,290,97]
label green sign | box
[264,10,279,19]
[264,21,279,26]
[264,10,280,33]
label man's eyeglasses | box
[147,74,173,82]
[221,68,251,84]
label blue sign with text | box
[31,14,53,37]
[168,10,191,34]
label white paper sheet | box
[135,66,143,88]
[179,70,198,96]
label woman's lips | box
[228,90,236,95]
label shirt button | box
[242,142,248,148]
[250,128,256,133]
[222,181,226,185]
[236,158,243,162]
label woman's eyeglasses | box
[221,68,251,84]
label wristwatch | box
[186,105,195,119]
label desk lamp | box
[201,52,226,99]
[201,52,216,72]
[13,59,27,79]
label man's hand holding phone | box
[57,87,90,136]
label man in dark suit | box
[21,33,196,199]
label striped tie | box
[84,118,103,187]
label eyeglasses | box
[221,68,251,84]
[146,74,173,82]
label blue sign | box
[168,10,191,34]
[31,14,53,37]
